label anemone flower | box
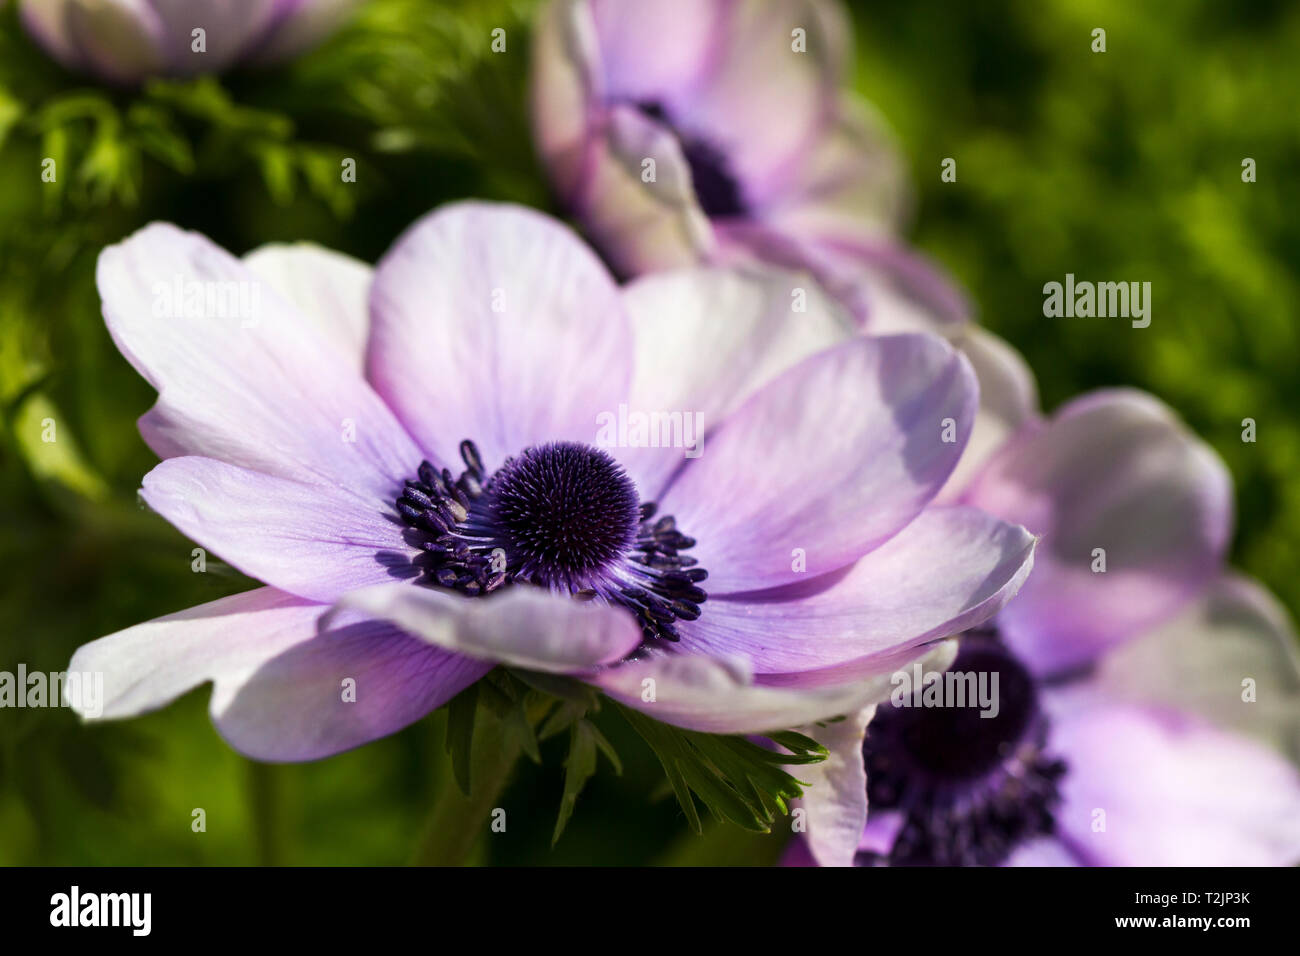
[19,0,360,84]
[790,337,1300,866]
[530,0,965,332]
[68,201,1036,765]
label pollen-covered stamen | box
[393,439,709,642]
[613,502,709,643]
[858,632,1067,867]
[395,440,507,597]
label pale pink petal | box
[658,334,977,594]
[530,0,605,207]
[672,0,847,199]
[568,105,715,276]
[140,456,410,604]
[1047,699,1300,866]
[962,389,1233,676]
[216,611,488,761]
[20,0,80,66]
[250,0,361,63]
[68,587,487,761]
[794,705,873,867]
[241,242,371,372]
[1088,573,1300,761]
[755,96,909,236]
[594,640,957,734]
[99,222,421,492]
[366,202,635,474]
[129,0,281,74]
[686,506,1034,681]
[326,583,643,674]
[1002,838,1080,867]
[615,265,852,497]
[62,0,170,82]
[937,326,1041,503]
[586,0,725,103]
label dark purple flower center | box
[489,442,640,589]
[393,440,708,644]
[637,101,749,220]
[859,632,1067,866]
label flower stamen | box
[859,632,1067,866]
[393,439,709,644]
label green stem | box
[408,711,522,866]
[245,760,280,866]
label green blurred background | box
[1,0,1296,864]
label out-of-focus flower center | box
[394,440,708,644]
[860,632,1067,866]
[636,101,749,220]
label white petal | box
[659,334,976,594]
[241,242,372,372]
[594,640,957,734]
[938,326,1041,502]
[366,202,635,473]
[1089,573,1300,761]
[68,587,487,761]
[616,265,851,496]
[326,583,643,674]
[99,222,420,491]
[795,705,873,867]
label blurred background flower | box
[1,0,1298,865]
[530,0,968,332]
[20,0,362,84]
[791,382,1300,867]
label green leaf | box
[552,721,598,846]
[766,730,831,760]
[551,716,621,845]
[0,89,22,152]
[11,393,109,500]
[586,720,622,776]
[512,669,600,705]
[537,697,588,741]
[297,145,355,218]
[254,143,296,205]
[444,682,478,796]
[126,104,195,173]
[438,671,622,845]
[614,704,827,834]
[144,76,292,140]
[478,671,543,764]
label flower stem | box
[245,760,280,866]
[408,709,522,866]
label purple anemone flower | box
[19,0,360,84]
[68,202,1037,762]
[530,0,966,331]
[790,334,1300,866]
